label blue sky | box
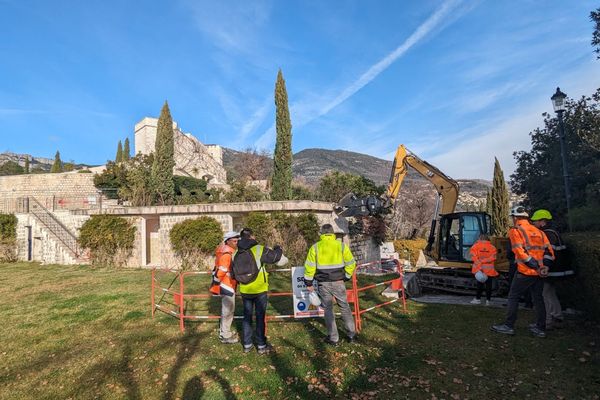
[1,0,599,179]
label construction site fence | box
[151,259,407,333]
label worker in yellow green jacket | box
[304,224,357,346]
[233,227,288,355]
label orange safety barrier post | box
[151,260,406,333]
[351,259,407,333]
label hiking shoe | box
[470,298,482,305]
[243,345,254,354]
[491,324,515,335]
[528,325,546,338]
[323,337,339,347]
[220,336,239,344]
[347,335,358,344]
[257,343,274,355]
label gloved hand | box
[343,274,351,282]
[525,258,540,270]
[539,266,549,277]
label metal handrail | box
[29,197,80,257]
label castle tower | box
[134,117,227,184]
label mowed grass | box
[0,263,599,400]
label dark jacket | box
[236,238,283,265]
[541,226,574,279]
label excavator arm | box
[335,144,459,217]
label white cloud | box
[425,62,600,180]
[184,0,271,54]
[255,0,467,149]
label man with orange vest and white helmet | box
[210,231,240,344]
[492,206,555,338]
[469,233,498,306]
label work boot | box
[491,324,515,335]
[323,337,339,347]
[243,344,254,354]
[528,325,546,338]
[257,343,274,355]
[347,334,358,344]
[220,335,239,344]
[470,298,482,305]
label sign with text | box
[291,266,324,318]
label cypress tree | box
[271,69,293,200]
[485,190,492,215]
[123,138,131,161]
[50,150,63,173]
[491,158,510,236]
[24,156,29,174]
[151,101,175,205]
[116,140,123,163]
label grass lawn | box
[0,262,599,400]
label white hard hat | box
[475,270,488,283]
[309,291,321,307]
[223,231,240,242]
[510,206,529,217]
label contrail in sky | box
[318,0,463,117]
[256,0,463,149]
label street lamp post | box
[550,87,572,231]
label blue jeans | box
[242,293,268,348]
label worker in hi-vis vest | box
[304,224,357,346]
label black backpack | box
[232,249,260,284]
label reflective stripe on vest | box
[313,240,347,281]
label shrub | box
[561,232,600,320]
[393,238,427,264]
[243,212,320,266]
[0,213,17,262]
[78,216,136,267]
[570,205,600,231]
[170,217,222,270]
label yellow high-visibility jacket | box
[303,234,356,284]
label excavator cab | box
[437,212,491,263]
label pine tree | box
[491,158,510,236]
[271,69,293,200]
[24,156,29,174]
[116,140,123,163]
[123,138,131,161]
[151,101,175,205]
[50,150,63,173]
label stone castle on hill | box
[134,117,227,185]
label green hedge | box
[0,214,18,262]
[78,215,136,267]
[562,232,600,320]
[170,217,222,270]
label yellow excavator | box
[335,145,510,294]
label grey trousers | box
[220,295,236,339]
[543,282,563,323]
[317,280,356,342]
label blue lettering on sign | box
[297,301,306,311]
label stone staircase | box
[29,197,88,263]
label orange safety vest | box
[469,240,499,277]
[209,243,237,296]
[508,219,555,276]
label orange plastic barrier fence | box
[151,259,406,333]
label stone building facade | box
[134,117,227,185]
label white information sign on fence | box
[291,266,324,318]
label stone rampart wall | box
[0,173,98,213]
